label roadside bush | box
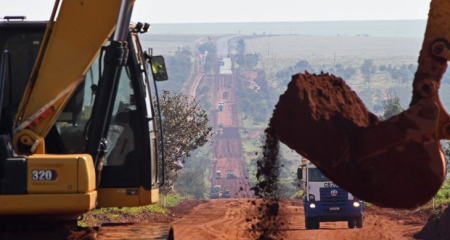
[290,190,304,199]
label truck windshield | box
[308,168,330,182]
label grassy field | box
[140,34,203,56]
[79,193,193,227]
[237,34,450,112]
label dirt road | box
[210,64,253,198]
[171,199,426,240]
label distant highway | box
[219,58,232,75]
[216,35,236,58]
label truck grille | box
[320,188,347,213]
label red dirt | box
[415,204,450,240]
[170,199,428,240]
[211,71,252,198]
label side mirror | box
[149,55,168,81]
[297,167,303,180]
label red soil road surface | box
[171,199,426,240]
[171,43,428,240]
[210,70,252,198]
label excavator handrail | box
[0,50,9,123]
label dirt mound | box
[415,205,450,240]
[269,72,443,209]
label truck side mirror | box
[297,167,302,179]
[149,55,168,81]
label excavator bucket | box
[270,0,450,209]
[270,73,445,209]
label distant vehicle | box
[210,185,222,199]
[215,171,222,179]
[222,189,231,198]
[227,170,235,179]
[218,102,224,111]
[219,123,224,128]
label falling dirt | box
[415,204,450,240]
[251,127,287,240]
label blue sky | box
[1,0,431,23]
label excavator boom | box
[15,0,131,153]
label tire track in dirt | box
[172,199,254,240]
[172,199,426,240]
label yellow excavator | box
[0,0,169,226]
[272,0,450,209]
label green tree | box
[174,169,208,199]
[155,91,213,193]
[160,47,192,93]
[198,41,216,54]
[380,93,404,120]
[197,42,217,74]
[236,39,246,66]
[243,53,260,69]
[361,59,376,83]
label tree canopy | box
[155,91,213,193]
[174,169,208,199]
[380,93,404,120]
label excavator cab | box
[0,9,164,215]
[0,19,46,136]
[55,28,163,207]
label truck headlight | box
[309,203,316,209]
[309,194,315,200]
[353,202,360,207]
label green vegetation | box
[175,169,209,199]
[155,91,213,194]
[379,93,404,120]
[198,41,217,74]
[79,193,192,227]
[290,190,304,199]
[157,46,193,94]
[241,138,261,185]
[235,73,274,125]
[421,181,450,210]
[242,115,268,129]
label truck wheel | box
[305,217,312,229]
[305,217,316,230]
[305,217,319,229]
[314,219,320,229]
[356,216,364,228]
[348,220,355,229]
